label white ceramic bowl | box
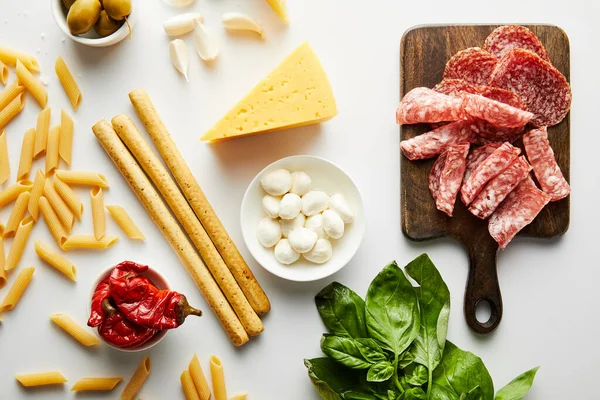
[88,263,170,352]
[51,0,137,47]
[241,155,365,282]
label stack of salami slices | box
[397,25,571,249]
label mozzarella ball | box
[301,191,329,216]
[261,169,292,196]
[280,213,306,238]
[256,217,282,248]
[321,210,345,239]
[278,193,302,220]
[262,195,281,218]
[288,227,318,254]
[290,171,312,196]
[328,193,354,223]
[274,239,300,265]
[303,239,333,264]
[304,214,328,239]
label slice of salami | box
[469,156,533,219]
[483,25,551,62]
[522,127,570,201]
[429,152,447,202]
[443,48,498,86]
[467,119,524,143]
[460,142,521,205]
[433,79,479,97]
[464,144,502,182]
[396,87,466,125]
[463,93,534,128]
[488,49,572,127]
[435,144,470,216]
[400,121,474,160]
[479,87,528,111]
[489,180,552,249]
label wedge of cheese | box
[201,42,337,142]
[266,0,288,24]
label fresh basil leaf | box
[430,384,461,400]
[405,364,428,386]
[405,254,450,378]
[365,262,420,356]
[367,361,395,382]
[398,351,415,369]
[321,334,373,370]
[432,342,494,400]
[355,338,388,363]
[305,358,375,400]
[401,387,428,400]
[345,393,380,400]
[316,282,368,339]
[494,367,540,400]
[461,386,484,400]
[388,390,398,400]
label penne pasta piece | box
[50,313,100,346]
[229,394,248,400]
[59,109,74,165]
[55,57,81,111]
[181,370,201,400]
[17,128,35,180]
[91,187,106,240]
[15,371,66,387]
[0,60,8,85]
[61,235,118,250]
[0,224,6,289]
[121,356,151,400]
[28,169,45,220]
[55,170,109,188]
[34,240,76,281]
[4,191,30,237]
[45,125,60,175]
[16,60,47,107]
[0,180,33,208]
[0,130,9,184]
[71,377,122,391]
[106,205,145,240]
[54,177,83,220]
[0,46,40,72]
[210,355,227,400]
[0,80,25,111]
[189,354,211,400]
[0,266,34,311]
[34,108,51,159]
[0,92,25,129]
[44,178,74,232]
[5,217,34,271]
[39,196,68,247]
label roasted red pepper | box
[98,299,156,348]
[87,278,111,328]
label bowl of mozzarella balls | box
[241,155,365,282]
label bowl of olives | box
[52,0,136,47]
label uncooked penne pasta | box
[229,393,248,400]
[0,61,8,85]
[44,178,74,232]
[34,108,50,159]
[16,60,47,107]
[189,354,211,400]
[4,191,30,237]
[0,180,33,208]
[59,109,74,165]
[71,377,122,392]
[181,370,200,400]
[39,196,68,246]
[34,240,76,281]
[50,313,100,346]
[62,235,118,250]
[106,205,145,240]
[55,170,109,188]
[0,130,9,184]
[0,266,34,311]
[17,128,35,180]
[0,92,25,129]
[91,187,105,240]
[46,125,60,175]
[210,355,227,400]
[28,169,45,221]
[54,178,83,220]
[0,80,25,111]
[55,57,81,111]
[0,224,6,289]
[5,217,34,271]
[121,356,151,400]
[15,371,66,387]
[0,46,40,72]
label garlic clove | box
[163,0,197,8]
[193,20,219,61]
[169,39,189,82]
[163,13,204,37]
[222,12,265,38]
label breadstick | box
[112,114,263,336]
[129,89,270,315]
[92,120,248,347]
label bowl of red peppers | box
[87,261,202,352]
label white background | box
[1,0,599,399]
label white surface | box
[0,0,599,399]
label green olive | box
[62,0,76,9]
[94,10,122,37]
[103,0,131,21]
[67,0,102,35]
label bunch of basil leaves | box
[305,254,539,400]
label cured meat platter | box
[400,25,570,334]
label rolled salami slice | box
[429,144,470,216]
[443,47,498,86]
[469,156,533,219]
[396,87,466,125]
[400,121,474,160]
[483,25,551,62]
[522,127,570,201]
[429,152,447,202]
[467,119,524,143]
[463,93,534,128]
[464,144,501,182]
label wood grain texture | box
[400,25,570,334]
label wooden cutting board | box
[400,25,570,334]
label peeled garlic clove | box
[169,39,189,82]
[163,0,197,7]
[193,20,219,61]
[163,13,204,36]
[222,12,265,38]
